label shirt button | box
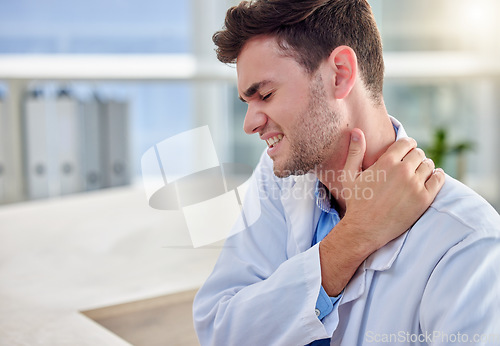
[315,308,321,317]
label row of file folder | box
[19,88,131,201]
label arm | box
[193,157,326,345]
[193,130,444,345]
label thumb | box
[343,128,366,182]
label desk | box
[0,185,221,345]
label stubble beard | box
[273,74,343,178]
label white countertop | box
[0,185,221,345]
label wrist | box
[337,215,381,260]
[319,219,377,296]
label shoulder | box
[428,174,500,238]
[408,174,500,255]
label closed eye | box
[262,92,273,101]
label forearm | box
[319,218,377,296]
[193,245,328,345]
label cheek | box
[284,97,310,121]
[268,90,310,130]
[268,104,294,128]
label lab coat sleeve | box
[420,232,500,345]
[193,156,330,345]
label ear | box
[327,45,358,100]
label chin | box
[273,163,314,178]
[273,167,292,178]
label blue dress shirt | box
[309,182,342,345]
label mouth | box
[265,134,283,148]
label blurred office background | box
[0,0,499,345]
[0,0,499,208]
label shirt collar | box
[314,180,333,213]
[390,115,407,141]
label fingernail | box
[351,132,359,142]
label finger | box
[425,168,445,195]
[415,158,435,181]
[342,128,366,182]
[402,147,426,172]
[382,137,417,163]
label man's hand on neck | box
[319,128,445,296]
[316,98,396,214]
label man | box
[193,1,500,345]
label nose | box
[243,103,267,135]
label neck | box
[317,97,395,216]
[359,100,396,170]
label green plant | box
[423,128,474,180]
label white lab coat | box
[193,119,500,345]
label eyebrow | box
[239,80,272,103]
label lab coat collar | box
[281,173,322,255]
[342,223,410,305]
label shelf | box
[0,51,499,82]
[0,54,236,81]
[384,51,500,81]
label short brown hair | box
[213,0,384,103]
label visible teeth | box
[266,135,283,148]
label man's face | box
[237,36,345,177]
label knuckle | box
[401,137,417,148]
[425,177,437,191]
[400,137,411,144]
[420,158,435,171]
[435,169,446,184]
